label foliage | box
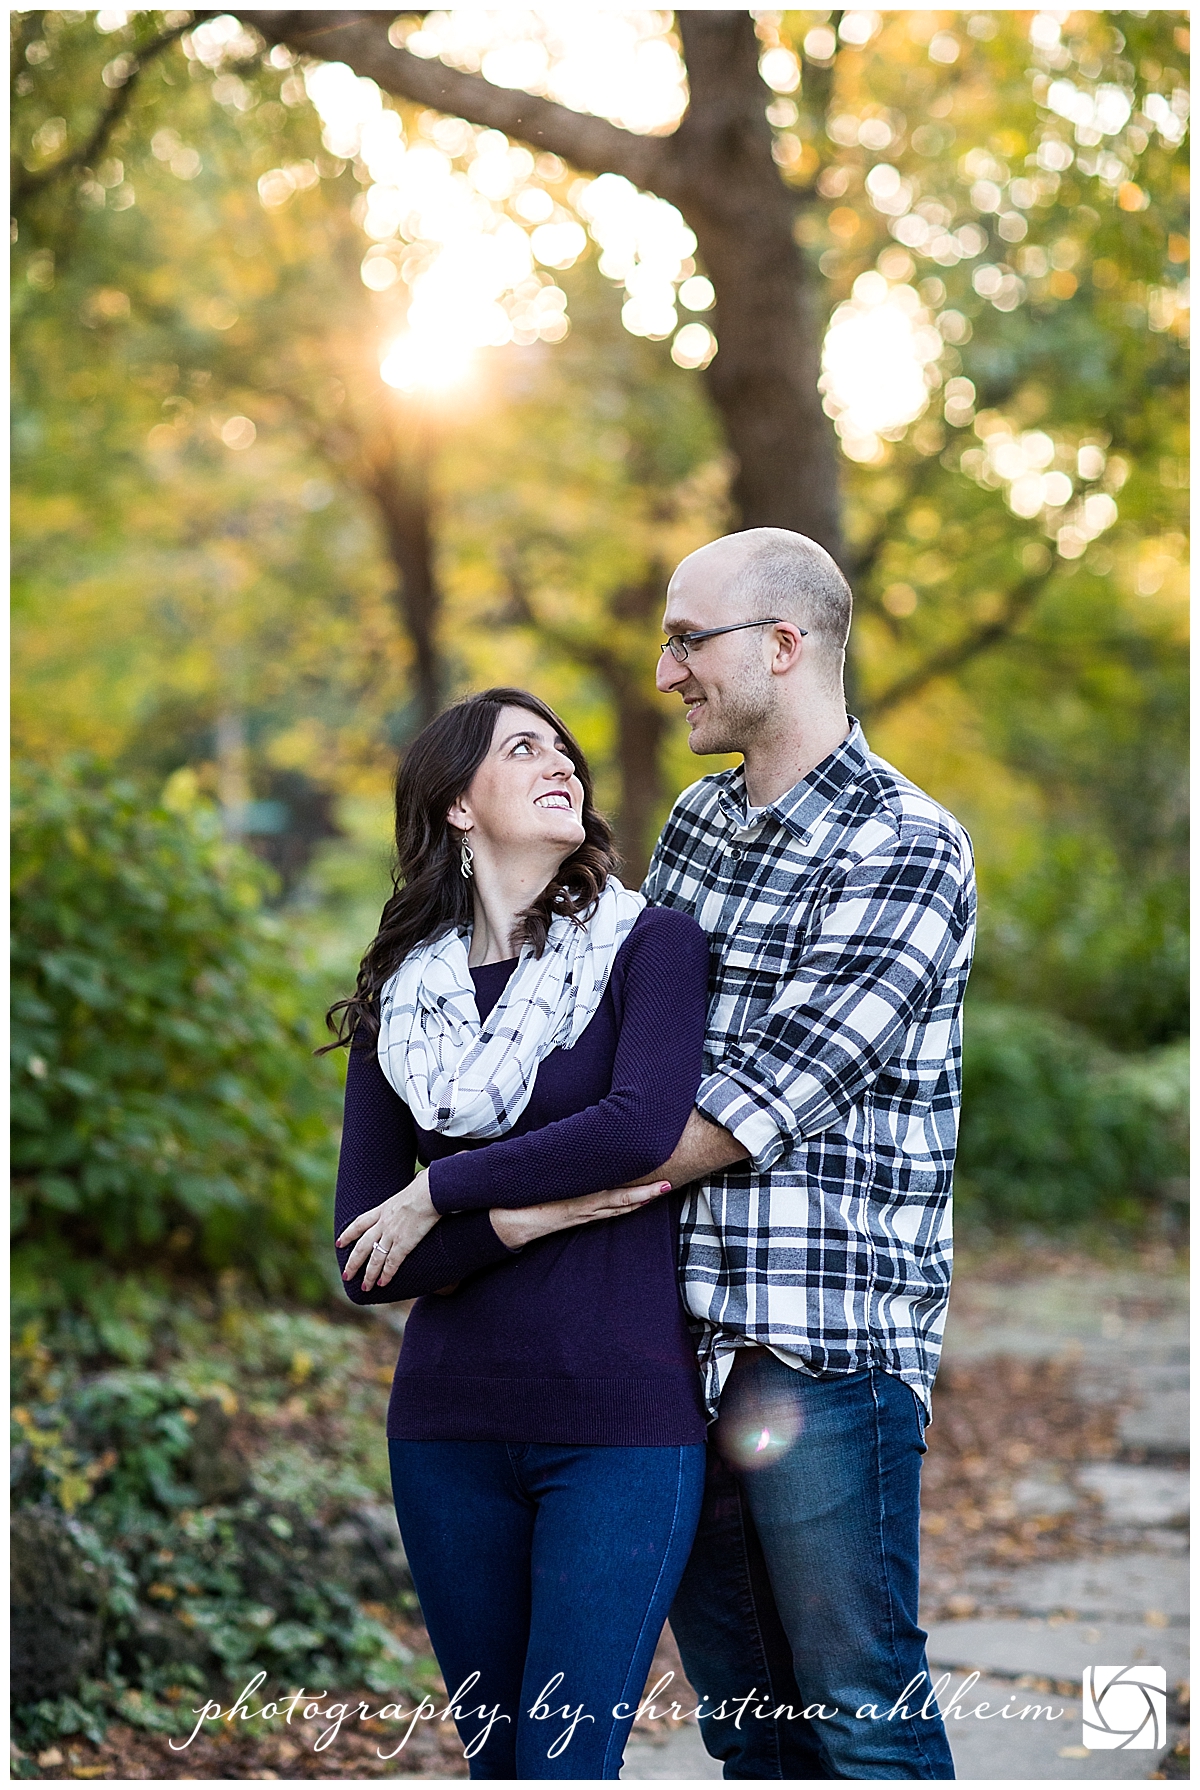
[8,12,1189,1227]
[775,6,1191,1051]
[956,1002,1188,1226]
[444,257,728,869]
[11,10,408,801]
[10,1295,425,1751]
[11,10,1188,1048]
[11,761,341,1297]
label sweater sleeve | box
[426,907,709,1214]
[334,1040,518,1305]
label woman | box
[330,688,710,1780]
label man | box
[642,528,975,1779]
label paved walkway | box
[623,1259,1188,1782]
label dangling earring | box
[459,834,475,880]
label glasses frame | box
[659,617,804,663]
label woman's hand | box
[337,1170,440,1290]
[489,1180,671,1251]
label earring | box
[459,835,474,880]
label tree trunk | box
[277,394,445,732]
[608,679,667,886]
[667,15,843,560]
[366,448,441,731]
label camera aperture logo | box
[1081,1666,1166,1750]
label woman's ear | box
[447,796,472,832]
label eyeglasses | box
[659,618,803,663]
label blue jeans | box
[389,1439,706,1779]
[669,1355,955,1779]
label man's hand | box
[337,1169,439,1290]
[490,1180,671,1250]
[500,1114,747,1249]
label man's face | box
[656,553,777,755]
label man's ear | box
[770,623,807,674]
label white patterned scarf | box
[377,877,645,1138]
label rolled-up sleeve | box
[695,826,973,1170]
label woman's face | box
[448,705,586,863]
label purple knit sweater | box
[334,906,710,1446]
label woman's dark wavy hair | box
[323,688,618,1049]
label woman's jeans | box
[669,1355,956,1779]
[389,1438,706,1779]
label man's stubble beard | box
[689,664,777,757]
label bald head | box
[671,528,853,691]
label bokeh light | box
[960,418,1123,556]
[820,271,943,462]
[679,274,715,312]
[217,415,256,449]
[671,322,717,370]
[759,47,800,94]
[577,173,697,340]
[398,10,688,136]
[287,15,718,391]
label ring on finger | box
[371,1240,387,1255]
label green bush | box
[11,1303,426,1751]
[11,761,341,1301]
[970,834,1188,1053]
[957,1001,1188,1226]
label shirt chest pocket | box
[704,856,826,1000]
[710,908,818,1012]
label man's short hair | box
[730,528,853,678]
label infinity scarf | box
[377,877,645,1138]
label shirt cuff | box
[426,1153,485,1214]
[695,1071,794,1171]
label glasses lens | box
[669,638,688,662]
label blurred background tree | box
[11,5,1188,1247]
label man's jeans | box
[670,1353,956,1779]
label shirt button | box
[728,847,743,862]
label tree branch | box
[797,14,842,128]
[848,448,946,586]
[859,570,1051,722]
[234,11,672,189]
[12,21,191,203]
[501,554,622,679]
[262,376,443,724]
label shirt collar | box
[714,719,871,840]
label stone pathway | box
[622,1719,722,1780]
[622,1258,1189,1782]
[924,1261,1188,1780]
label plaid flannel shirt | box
[643,721,976,1417]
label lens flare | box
[714,1372,802,1471]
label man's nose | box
[656,648,687,693]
